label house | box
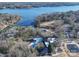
[33,37,43,44]
[28,42,36,48]
[44,41,49,47]
[47,38,56,43]
[28,36,56,56]
[28,37,44,48]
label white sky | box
[1,0,79,2]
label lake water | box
[1,5,79,26]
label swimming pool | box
[67,44,79,53]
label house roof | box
[34,38,43,44]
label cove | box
[0,5,79,26]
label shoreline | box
[0,13,21,30]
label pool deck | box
[52,40,79,57]
[63,41,79,57]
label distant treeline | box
[0,2,79,9]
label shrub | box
[0,40,9,54]
[8,41,38,57]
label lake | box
[1,5,79,26]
